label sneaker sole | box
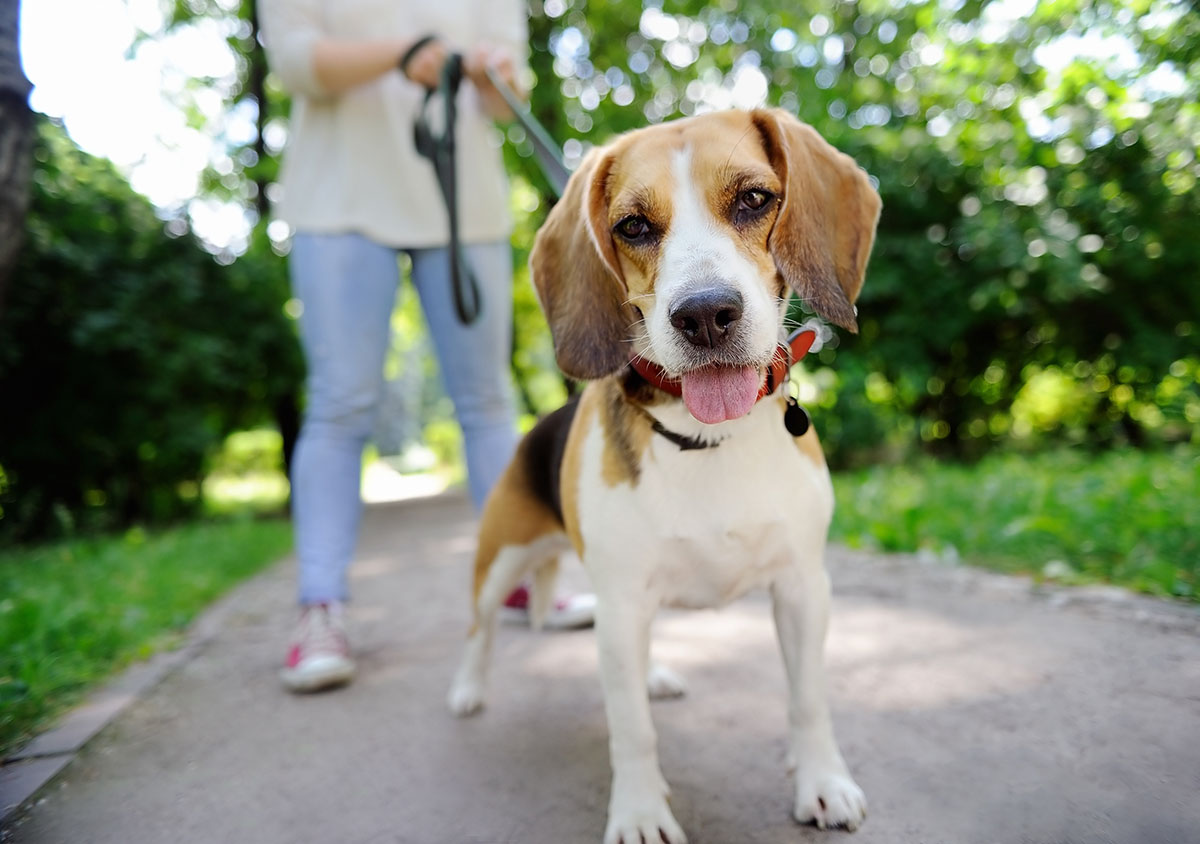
[497,606,595,630]
[542,607,595,629]
[498,607,531,626]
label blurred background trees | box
[1,0,1197,541]
[0,120,301,540]
[518,0,1199,463]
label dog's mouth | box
[680,364,761,424]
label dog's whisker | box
[724,124,756,170]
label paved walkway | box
[4,494,1198,844]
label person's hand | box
[403,38,449,90]
[465,44,523,119]
[465,44,520,98]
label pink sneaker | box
[500,586,596,630]
[280,602,356,693]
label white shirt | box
[258,0,526,247]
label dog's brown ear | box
[529,146,635,380]
[753,109,881,332]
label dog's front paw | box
[793,771,867,832]
[604,796,687,844]
[605,770,686,844]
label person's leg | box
[411,243,593,630]
[409,242,519,510]
[289,232,400,605]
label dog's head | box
[530,108,881,423]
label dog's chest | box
[578,400,833,608]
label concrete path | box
[4,493,1198,844]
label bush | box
[0,119,302,542]
[522,0,1200,464]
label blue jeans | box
[289,233,519,604]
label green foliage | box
[516,0,1200,460]
[832,446,1199,600]
[202,428,291,516]
[143,0,286,222]
[0,119,302,541]
[132,0,1200,467]
[507,180,571,414]
[0,516,292,756]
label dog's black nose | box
[669,288,744,348]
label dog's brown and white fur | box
[448,108,881,843]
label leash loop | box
[411,49,571,325]
[413,51,482,325]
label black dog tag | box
[784,398,810,437]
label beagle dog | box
[448,108,881,843]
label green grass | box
[0,517,292,757]
[832,446,1199,601]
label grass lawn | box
[831,446,1199,601]
[0,517,292,757]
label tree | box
[0,0,33,313]
[0,119,302,541]
[518,0,1199,461]
[128,0,1200,464]
[146,0,303,473]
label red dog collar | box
[630,328,817,401]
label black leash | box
[412,48,572,324]
[413,52,482,324]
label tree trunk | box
[0,0,33,315]
[247,0,270,223]
[246,0,300,489]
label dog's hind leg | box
[525,552,560,631]
[447,451,567,716]
[448,532,567,716]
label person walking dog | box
[259,0,593,693]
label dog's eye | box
[614,215,652,242]
[738,189,773,212]
[733,188,777,226]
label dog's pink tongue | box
[681,365,761,424]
